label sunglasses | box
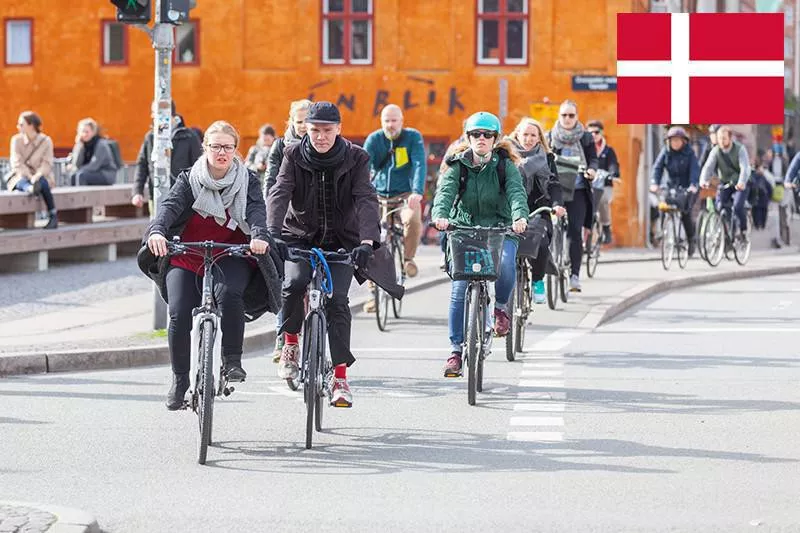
[560,113,576,118]
[468,130,497,139]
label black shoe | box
[43,214,58,230]
[224,364,247,383]
[771,238,783,249]
[688,240,696,258]
[602,225,612,244]
[166,373,190,410]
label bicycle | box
[545,210,570,310]
[696,196,715,262]
[165,238,251,466]
[285,247,353,449]
[440,223,511,406]
[701,183,753,267]
[657,187,691,270]
[374,197,407,332]
[507,206,553,361]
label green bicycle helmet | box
[464,112,502,135]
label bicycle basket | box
[517,217,548,259]
[665,189,690,211]
[447,228,505,281]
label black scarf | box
[300,135,347,171]
[82,135,100,166]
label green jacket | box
[432,148,529,231]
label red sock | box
[334,364,347,379]
[285,333,299,345]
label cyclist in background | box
[700,125,751,236]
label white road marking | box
[507,432,564,442]
[602,327,800,334]
[520,370,563,378]
[517,391,566,400]
[773,300,793,311]
[510,416,564,426]
[513,403,565,412]
[519,380,565,388]
[522,362,564,369]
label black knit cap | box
[305,101,341,124]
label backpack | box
[453,149,509,208]
[106,139,124,171]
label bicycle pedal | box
[443,370,463,378]
[330,399,353,408]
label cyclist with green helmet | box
[432,112,529,377]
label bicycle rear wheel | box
[586,217,601,278]
[704,212,724,267]
[391,238,404,318]
[559,228,569,303]
[505,287,516,362]
[514,264,529,355]
[374,285,389,332]
[734,211,753,266]
[465,284,481,406]
[197,320,215,465]
[676,216,689,269]
[547,228,561,310]
[661,214,675,270]
[697,210,709,261]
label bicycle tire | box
[661,214,675,271]
[197,320,214,465]
[465,284,481,406]
[391,238,404,318]
[476,298,486,393]
[559,228,569,303]
[314,315,327,432]
[505,287,515,362]
[677,215,689,269]
[546,228,561,310]
[514,264,528,354]
[704,212,724,267]
[697,210,709,261]
[586,217,601,278]
[304,313,321,449]
[734,211,753,266]
[721,210,735,261]
[374,285,389,332]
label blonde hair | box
[512,117,551,153]
[77,118,98,135]
[287,99,313,127]
[203,120,243,160]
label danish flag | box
[616,13,785,124]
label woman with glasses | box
[432,111,529,377]
[140,120,282,411]
[546,100,598,293]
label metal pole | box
[151,0,174,330]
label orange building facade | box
[1,0,647,245]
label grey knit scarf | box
[189,155,251,234]
[550,121,587,162]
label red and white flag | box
[616,13,784,125]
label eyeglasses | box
[468,130,497,139]
[560,113,576,118]
[207,144,236,154]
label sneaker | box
[493,308,511,336]
[272,335,285,364]
[330,378,353,408]
[278,343,300,380]
[404,259,418,278]
[43,214,58,230]
[687,240,696,258]
[166,373,190,411]
[771,238,783,249]
[533,280,546,304]
[569,274,582,293]
[223,362,246,382]
[363,299,377,313]
[444,353,463,377]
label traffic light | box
[111,0,151,24]
[158,0,196,24]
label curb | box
[0,501,100,533]
[577,264,800,330]
[0,272,452,377]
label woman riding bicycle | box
[432,111,529,377]
[507,117,566,305]
[139,120,282,410]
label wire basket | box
[446,228,505,281]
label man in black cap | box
[267,101,380,408]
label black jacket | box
[133,124,203,197]
[137,169,282,321]
[596,144,620,185]
[264,127,302,200]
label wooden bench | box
[0,184,150,273]
[0,184,147,229]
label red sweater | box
[170,211,251,274]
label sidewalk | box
[0,501,99,533]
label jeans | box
[279,251,355,367]
[14,177,55,212]
[165,257,254,374]
[716,185,748,231]
[448,238,517,352]
[72,169,114,186]
[565,188,592,277]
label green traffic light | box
[126,0,138,8]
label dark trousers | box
[280,255,356,367]
[72,169,114,186]
[565,188,592,277]
[528,232,551,282]
[753,206,768,229]
[13,177,55,211]
[717,186,748,231]
[680,191,697,241]
[165,258,254,374]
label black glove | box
[350,243,374,270]
[272,238,289,262]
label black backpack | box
[453,148,509,207]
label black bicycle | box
[546,212,570,310]
[166,239,251,466]
[702,183,753,267]
[657,187,690,270]
[507,206,553,361]
[374,197,407,331]
[286,247,353,449]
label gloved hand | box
[272,238,289,262]
[350,243,374,270]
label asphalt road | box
[1,275,798,532]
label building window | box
[5,19,32,66]
[174,20,199,66]
[102,21,128,65]
[476,0,528,66]
[322,0,373,65]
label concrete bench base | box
[50,243,118,264]
[0,250,48,273]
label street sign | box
[529,102,560,131]
[572,75,617,91]
[499,78,508,121]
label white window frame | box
[321,0,373,66]
[102,22,126,65]
[477,0,528,66]
[5,19,32,66]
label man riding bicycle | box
[267,102,381,408]
[650,126,700,256]
[700,125,751,236]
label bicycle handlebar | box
[166,239,251,258]
[286,247,353,264]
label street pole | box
[151,0,174,330]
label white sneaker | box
[278,344,300,380]
[569,274,582,293]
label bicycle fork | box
[188,311,227,410]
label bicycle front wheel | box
[697,210,709,261]
[559,229,570,303]
[465,284,482,406]
[586,217,601,278]
[734,211,753,266]
[676,216,689,269]
[197,319,215,465]
[704,212,724,267]
[661,214,675,270]
[392,239,404,318]
[303,313,323,449]
[374,285,389,332]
